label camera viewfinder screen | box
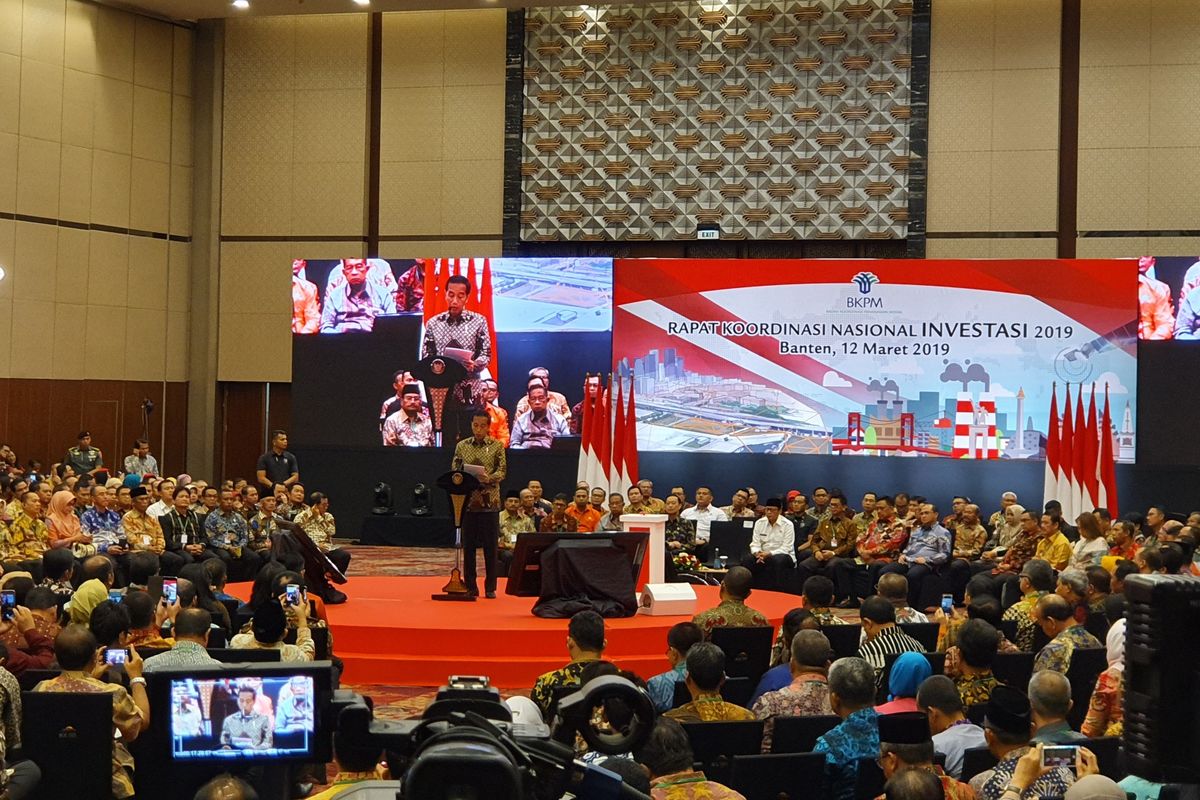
[170,676,315,761]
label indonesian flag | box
[610,378,627,494]
[1058,384,1074,517]
[1043,383,1060,508]
[623,379,639,490]
[576,380,593,485]
[595,380,612,491]
[1098,386,1119,516]
[1083,385,1100,510]
[1071,387,1087,519]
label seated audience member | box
[756,608,816,701]
[204,489,263,582]
[1028,670,1087,744]
[320,258,397,333]
[381,383,434,447]
[1034,513,1072,571]
[953,619,1002,706]
[878,573,929,624]
[230,600,314,662]
[637,479,667,515]
[39,546,76,606]
[1084,566,1111,615]
[511,385,569,449]
[531,610,606,719]
[143,608,220,673]
[34,624,148,799]
[69,574,112,625]
[307,734,386,800]
[598,492,626,532]
[691,566,769,636]
[796,493,857,603]
[943,595,1017,678]
[1031,593,1102,673]
[858,595,926,677]
[1134,546,1162,574]
[988,510,1041,607]
[161,486,214,568]
[666,642,755,723]
[918,674,987,780]
[851,495,910,605]
[878,503,952,608]
[721,488,756,520]
[1108,520,1139,561]
[876,711,975,800]
[290,492,353,603]
[646,621,704,712]
[147,478,177,519]
[883,768,947,800]
[204,552,239,604]
[0,601,53,675]
[514,368,572,421]
[565,487,602,533]
[1056,568,1090,617]
[970,686,1075,800]
[45,489,94,556]
[6,586,61,646]
[752,629,834,752]
[936,573,994,649]
[1000,559,1055,652]
[876,651,933,714]
[663,494,696,554]
[1070,513,1109,569]
[815,657,881,800]
[625,485,648,515]
[124,589,176,648]
[635,716,745,800]
[127,551,161,591]
[0,648,37,797]
[742,498,795,591]
[803,575,847,626]
[1,491,49,569]
[498,490,536,573]
[539,494,579,533]
[1082,618,1125,738]
[680,486,729,547]
[180,563,233,636]
[122,486,181,574]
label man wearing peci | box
[452,411,507,599]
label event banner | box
[612,259,1137,461]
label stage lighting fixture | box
[411,483,431,516]
[231,0,249,9]
[371,482,394,516]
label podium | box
[432,469,481,601]
[620,513,667,591]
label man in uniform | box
[65,431,104,477]
[452,411,506,598]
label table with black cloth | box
[359,515,455,547]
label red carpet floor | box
[317,575,800,687]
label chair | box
[769,714,841,754]
[992,651,1035,689]
[899,622,940,652]
[877,651,947,703]
[721,675,754,709]
[964,704,988,725]
[961,745,998,781]
[671,681,690,709]
[21,691,114,799]
[730,752,825,800]
[1065,647,1107,730]
[854,757,886,800]
[1081,736,1124,780]
[218,597,241,622]
[681,719,764,786]
[999,619,1019,645]
[134,646,169,660]
[207,647,282,663]
[16,668,60,692]
[710,627,773,686]
[822,624,864,660]
[1084,609,1111,642]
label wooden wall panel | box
[218,382,266,484]
[0,379,188,478]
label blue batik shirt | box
[814,707,880,800]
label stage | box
[308,576,797,687]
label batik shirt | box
[856,518,909,561]
[1002,590,1048,652]
[1,512,49,561]
[531,659,596,718]
[752,673,833,752]
[421,309,490,365]
[691,599,769,636]
[954,524,989,559]
[121,511,165,553]
[971,746,1073,800]
[539,514,578,533]
[382,411,434,447]
[1082,666,1124,737]
[122,454,159,477]
[294,509,337,551]
[647,663,688,712]
[498,511,535,547]
[955,671,1001,706]
[995,530,1038,572]
[394,262,424,312]
[809,517,858,557]
[815,708,880,800]
[0,665,21,754]
[205,509,249,552]
[649,770,747,800]
[808,608,847,627]
[248,511,281,552]
[665,517,697,550]
[873,767,975,800]
[220,712,273,748]
[451,436,506,511]
[666,694,755,723]
[1034,624,1102,674]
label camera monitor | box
[149,662,333,764]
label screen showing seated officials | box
[1136,255,1200,341]
[290,257,614,449]
[170,675,315,761]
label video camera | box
[331,673,655,800]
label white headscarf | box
[1106,616,1126,672]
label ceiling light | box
[353,0,370,5]
[232,0,249,8]
[0,266,6,281]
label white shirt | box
[146,500,171,518]
[1070,537,1108,570]
[681,504,729,542]
[750,514,796,562]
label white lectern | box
[620,513,668,588]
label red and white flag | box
[1058,384,1074,515]
[1098,385,1119,516]
[576,379,594,485]
[1042,383,1060,508]
[622,379,639,491]
[610,378,626,494]
[1071,386,1087,520]
[595,379,612,491]
[1083,385,1100,511]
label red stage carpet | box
[312,576,798,687]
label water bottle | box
[712,547,720,569]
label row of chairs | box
[15,646,285,691]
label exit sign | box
[697,224,720,240]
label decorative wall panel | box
[520,0,913,241]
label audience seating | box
[992,651,1035,689]
[822,624,864,660]
[16,669,61,692]
[769,714,841,754]
[1081,736,1123,780]
[1084,609,1110,642]
[999,619,1019,644]
[961,745,998,779]
[853,756,886,800]
[217,597,240,623]
[681,719,764,786]
[206,647,282,663]
[21,691,114,800]
[207,615,228,648]
[965,704,987,725]
[729,752,825,800]
[671,681,690,709]
[709,626,773,686]
[898,622,940,652]
[720,675,755,709]
[1065,648,1107,730]
[283,625,331,660]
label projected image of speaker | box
[1123,574,1200,783]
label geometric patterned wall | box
[520,0,913,242]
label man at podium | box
[451,411,507,598]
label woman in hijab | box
[989,503,1026,553]
[68,578,110,625]
[45,490,93,555]
[875,651,932,714]
[1082,616,1126,737]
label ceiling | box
[107,0,611,22]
